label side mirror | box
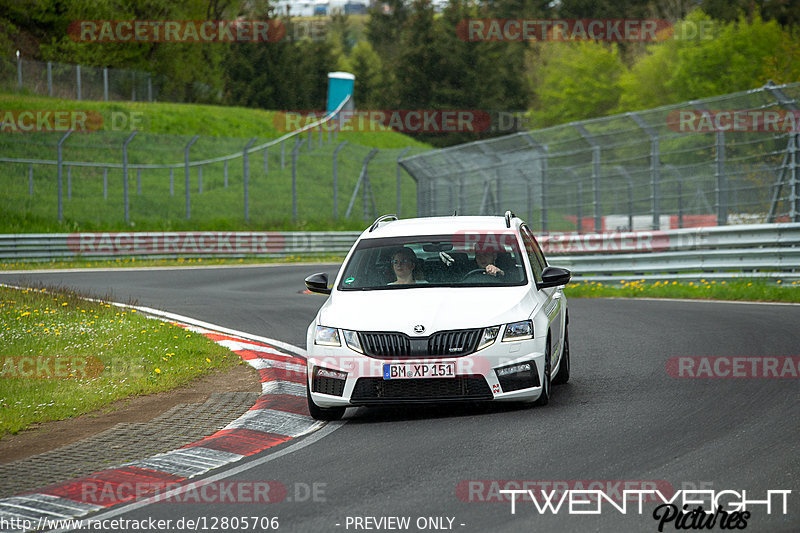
[539,266,571,289]
[305,272,331,295]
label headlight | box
[314,325,341,346]
[342,330,363,353]
[477,326,500,351]
[503,320,533,342]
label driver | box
[474,244,504,277]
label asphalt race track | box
[2,265,799,532]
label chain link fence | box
[0,56,203,102]
[400,82,800,232]
[0,108,426,229]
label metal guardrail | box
[1,223,799,281]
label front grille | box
[350,376,492,404]
[359,329,482,358]
[428,329,482,356]
[313,376,346,397]
[359,332,411,358]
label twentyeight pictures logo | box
[456,19,673,41]
[69,20,285,42]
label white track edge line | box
[48,422,344,532]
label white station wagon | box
[303,212,571,420]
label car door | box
[520,226,564,369]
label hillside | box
[0,93,431,232]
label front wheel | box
[534,338,552,406]
[552,325,570,385]
[307,385,345,421]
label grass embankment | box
[0,93,431,233]
[0,285,236,436]
[564,278,800,303]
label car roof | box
[361,215,524,239]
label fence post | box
[243,137,257,222]
[292,138,306,222]
[223,160,228,188]
[16,52,22,91]
[76,65,81,101]
[47,62,53,97]
[333,141,348,218]
[715,131,728,226]
[184,135,199,220]
[103,68,109,101]
[122,131,137,224]
[103,168,108,199]
[67,165,72,200]
[791,132,799,222]
[169,168,174,196]
[396,148,411,217]
[345,149,378,219]
[198,166,203,194]
[56,131,72,223]
[28,164,33,196]
[540,146,549,232]
[592,146,601,232]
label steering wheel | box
[460,268,487,281]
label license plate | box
[383,362,456,379]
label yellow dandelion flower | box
[206,358,211,363]
[154,368,161,374]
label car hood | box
[317,286,537,335]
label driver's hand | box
[485,265,504,277]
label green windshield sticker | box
[345,277,355,284]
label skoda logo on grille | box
[413,324,425,335]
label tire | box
[307,384,346,421]
[534,336,552,406]
[552,324,570,385]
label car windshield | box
[337,234,527,290]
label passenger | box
[388,247,423,285]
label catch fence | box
[400,82,800,232]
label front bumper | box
[307,337,547,407]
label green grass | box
[0,93,431,233]
[0,254,346,271]
[564,278,800,303]
[0,285,237,436]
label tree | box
[527,41,625,127]
[617,10,800,111]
